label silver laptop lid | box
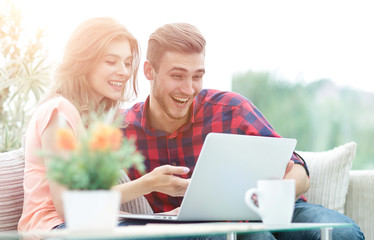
[178,133,297,221]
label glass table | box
[0,222,351,240]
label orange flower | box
[89,123,122,151]
[109,128,122,150]
[56,128,77,150]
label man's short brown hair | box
[146,23,206,72]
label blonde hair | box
[48,17,140,115]
[146,23,206,72]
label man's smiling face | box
[150,51,205,123]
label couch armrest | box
[345,170,374,240]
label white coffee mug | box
[245,179,295,225]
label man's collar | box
[141,96,151,130]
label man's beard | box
[152,75,189,120]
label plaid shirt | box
[122,89,307,213]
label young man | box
[121,23,364,240]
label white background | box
[11,0,374,103]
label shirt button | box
[168,139,176,147]
[171,162,177,166]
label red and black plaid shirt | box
[121,89,307,213]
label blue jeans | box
[276,200,365,240]
[52,222,66,229]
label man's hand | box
[142,165,190,197]
[283,160,295,179]
[284,161,310,200]
[157,207,180,215]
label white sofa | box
[300,142,373,240]
[346,170,374,239]
[0,143,373,239]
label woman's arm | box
[41,112,68,221]
[112,165,190,204]
[43,112,190,211]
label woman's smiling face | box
[87,39,133,105]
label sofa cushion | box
[345,170,374,240]
[0,148,25,232]
[297,142,356,214]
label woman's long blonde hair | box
[47,17,140,115]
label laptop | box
[119,132,297,222]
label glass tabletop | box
[0,222,352,240]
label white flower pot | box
[62,190,120,231]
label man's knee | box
[332,224,365,240]
[291,200,365,240]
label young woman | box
[18,17,189,231]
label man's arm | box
[284,163,310,200]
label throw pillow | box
[297,142,356,214]
[0,148,25,231]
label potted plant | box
[42,113,144,231]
